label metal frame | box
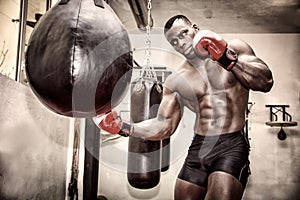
[15,0,28,82]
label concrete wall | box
[97,33,300,200]
[0,74,70,200]
[0,1,73,199]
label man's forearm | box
[231,56,273,92]
[132,117,173,140]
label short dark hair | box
[164,15,192,34]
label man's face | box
[165,19,198,59]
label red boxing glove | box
[96,111,133,137]
[193,30,237,70]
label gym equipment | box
[265,105,298,140]
[127,78,163,189]
[83,118,100,200]
[25,0,132,117]
[96,110,133,137]
[127,0,164,188]
[161,138,170,172]
[193,30,237,70]
[12,13,43,28]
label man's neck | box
[187,56,209,69]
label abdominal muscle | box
[172,60,249,136]
[190,91,247,136]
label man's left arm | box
[229,39,274,92]
[193,30,274,92]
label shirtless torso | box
[166,57,248,136]
[132,37,271,140]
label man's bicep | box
[230,39,269,67]
[157,89,183,131]
[229,39,256,56]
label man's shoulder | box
[228,38,253,54]
[228,38,246,48]
[163,67,188,92]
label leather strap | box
[59,0,104,8]
[59,0,70,4]
[94,0,104,8]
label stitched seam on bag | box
[71,0,83,85]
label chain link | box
[141,0,157,80]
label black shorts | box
[178,131,250,189]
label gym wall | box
[0,73,71,200]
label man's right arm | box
[97,83,183,140]
[132,87,183,140]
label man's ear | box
[192,24,199,30]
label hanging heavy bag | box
[161,138,170,172]
[127,78,162,189]
[25,0,132,117]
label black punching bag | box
[127,78,162,189]
[25,0,132,117]
[161,138,170,172]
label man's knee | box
[206,171,244,200]
[175,179,206,200]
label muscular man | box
[98,15,273,200]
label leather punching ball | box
[25,0,132,117]
[127,78,162,189]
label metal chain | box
[141,0,157,80]
[145,0,151,66]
